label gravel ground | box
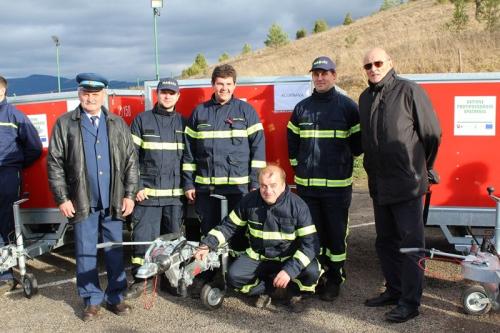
[2,188,499,332]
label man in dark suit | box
[48,73,138,321]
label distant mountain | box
[6,74,138,96]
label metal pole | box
[56,45,61,93]
[153,8,160,80]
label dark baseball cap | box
[76,73,108,91]
[157,77,179,92]
[310,56,336,72]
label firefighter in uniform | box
[0,75,42,291]
[194,165,320,312]
[126,78,185,297]
[183,64,266,254]
[287,56,362,301]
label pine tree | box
[313,19,329,33]
[264,23,289,48]
[241,43,252,55]
[296,28,307,39]
[218,52,230,62]
[343,13,353,25]
[380,0,400,11]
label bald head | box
[259,165,286,205]
[363,48,393,84]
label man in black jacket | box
[359,48,441,323]
[126,78,185,297]
[48,73,138,321]
[287,56,362,301]
[194,165,320,312]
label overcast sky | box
[1,0,384,81]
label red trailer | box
[7,89,144,257]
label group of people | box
[0,47,441,324]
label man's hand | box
[122,197,135,217]
[273,270,291,289]
[194,244,209,261]
[185,189,196,203]
[58,200,76,218]
[136,189,148,202]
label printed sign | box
[454,96,496,136]
[274,82,311,112]
[27,114,49,148]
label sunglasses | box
[363,61,384,70]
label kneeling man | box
[194,165,321,312]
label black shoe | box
[287,295,306,313]
[364,291,399,307]
[255,294,272,309]
[123,279,153,299]
[319,282,340,302]
[384,305,419,323]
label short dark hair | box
[0,76,7,89]
[211,64,237,84]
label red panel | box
[15,101,68,209]
[420,82,500,207]
[108,95,145,125]
[151,85,295,185]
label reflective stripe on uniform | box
[248,224,296,241]
[247,123,264,135]
[195,175,249,185]
[132,134,143,146]
[250,160,266,168]
[182,163,196,171]
[245,247,290,262]
[185,126,250,139]
[287,121,300,134]
[208,229,226,245]
[289,159,297,166]
[295,176,352,187]
[292,278,316,292]
[239,278,260,294]
[325,248,346,262]
[143,188,183,197]
[131,257,145,265]
[140,141,184,150]
[295,224,316,237]
[287,123,360,139]
[0,122,18,129]
[229,211,247,227]
[293,250,311,267]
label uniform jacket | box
[130,104,185,206]
[358,69,441,205]
[0,99,42,169]
[183,95,266,194]
[47,106,139,223]
[287,87,362,196]
[202,187,320,279]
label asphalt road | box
[2,189,500,332]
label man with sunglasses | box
[287,56,362,301]
[359,48,441,323]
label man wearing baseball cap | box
[48,72,138,321]
[287,56,362,301]
[125,77,186,298]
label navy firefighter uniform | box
[129,89,186,270]
[182,95,266,252]
[201,186,321,296]
[0,92,42,282]
[287,69,362,298]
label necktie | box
[90,116,99,128]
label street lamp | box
[51,35,61,93]
[151,0,163,80]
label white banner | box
[274,82,311,112]
[454,96,496,136]
[27,114,49,148]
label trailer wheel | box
[462,285,491,315]
[22,273,38,299]
[200,283,224,310]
